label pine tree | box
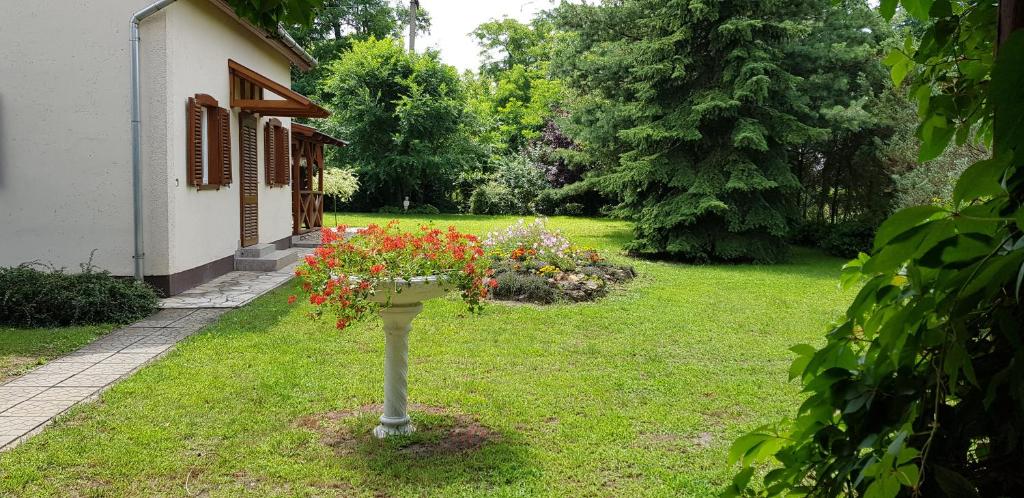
[554,0,824,262]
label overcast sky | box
[413,0,559,73]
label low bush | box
[376,206,402,214]
[490,272,558,304]
[820,219,876,257]
[407,203,440,215]
[791,219,877,258]
[532,180,611,216]
[469,182,515,215]
[557,203,585,216]
[0,263,158,327]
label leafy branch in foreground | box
[727,0,1024,496]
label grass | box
[0,325,114,382]
[0,214,857,497]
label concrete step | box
[291,227,364,248]
[291,235,321,248]
[234,249,298,272]
[236,243,276,258]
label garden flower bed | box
[483,218,635,304]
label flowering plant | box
[483,218,634,303]
[482,217,608,273]
[482,218,574,268]
[291,221,494,330]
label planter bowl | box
[363,276,450,306]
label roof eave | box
[207,0,317,71]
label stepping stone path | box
[0,309,225,451]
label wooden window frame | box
[187,94,232,190]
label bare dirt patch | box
[0,355,42,382]
[296,404,500,458]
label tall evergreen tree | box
[554,0,825,262]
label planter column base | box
[373,302,423,439]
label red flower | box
[309,293,326,305]
[370,264,386,275]
[358,280,372,291]
[287,295,297,304]
[336,319,348,330]
[488,279,498,288]
[304,255,318,266]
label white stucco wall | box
[0,0,163,275]
[164,0,294,275]
[0,0,297,280]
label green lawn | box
[0,325,114,382]
[0,214,856,497]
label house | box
[0,0,344,296]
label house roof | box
[207,0,317,71]
[291,123,348,147]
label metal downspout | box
[130,0,177,281]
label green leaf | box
[864,473,901,498]
[891,60,911,88]
[901,0,934,20]
[879,0,898,19]
[990,31,1024,158]
[728,431,784,466]
[895,464,920,487]
[873,205,948,251]
[953,157,1009,205]
[918,120,954,162]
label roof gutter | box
[130,0,178,281]
[276,25,317,69]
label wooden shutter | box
[186,97,203,187]
[217,107,232,186]
[264,119,278,185]
[275,126,290,185]
[240,113,259,247]
[187,94,227,189]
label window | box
[186,94,232,189]
[264,118,290,187]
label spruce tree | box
[554,0,824,262]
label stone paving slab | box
[159,249,311,309]
[0,308,225,452]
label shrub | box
[819,219,876,258]
[0,263,158,327]
[790,219,877,258]
[469,182,515,215]
[532,189,560,215]
[493,154,547,212]
[377,205,402,214]
[407,203,440,215]
[556,203,584,216]
[490,272,558,304]
[532,180,611,216]
[322,168,359,203]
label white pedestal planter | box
[366,276,448,439]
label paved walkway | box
[159,253,309,309]
[0,309,224,451]
[1,247,315,451]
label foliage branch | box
[727,0,1024,496]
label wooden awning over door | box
[228,59,329,118]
